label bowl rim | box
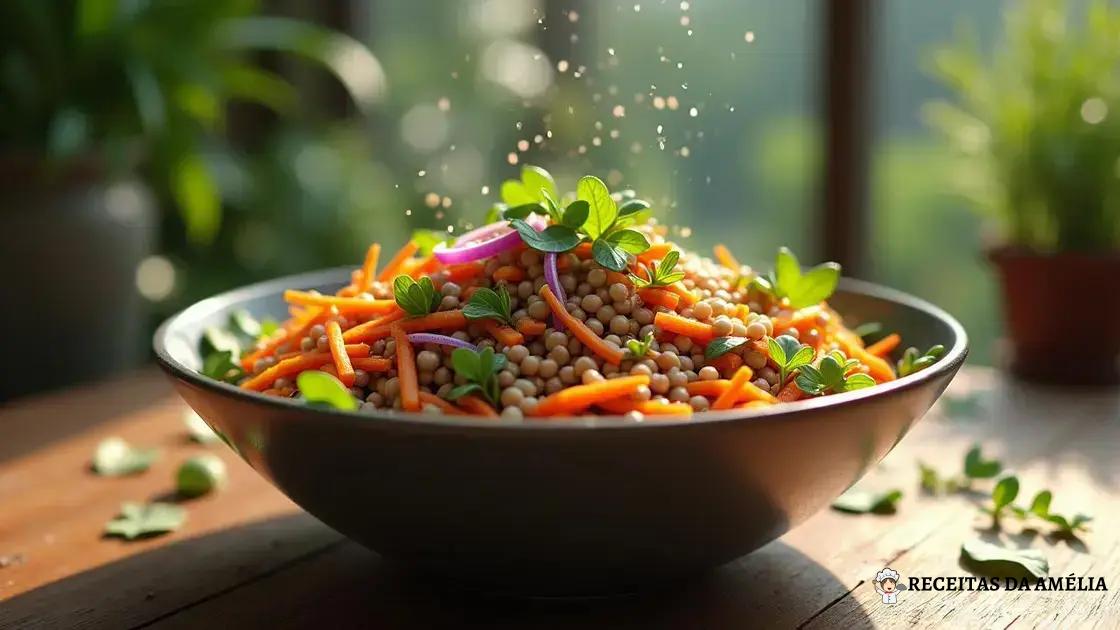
[154,267,969,431]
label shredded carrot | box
[391,324,420,411]
[350,309,469,344]
[713,244,741,271]
[606,270,633,286]
[539,285,626,365]
[418,391,467,415]
[738,380,779,404]
[241,353,335,391]
[837,331,897,382]
[239,307,325,370]
[357,243,382,292]
[776,380,804,403]
[350,357,392,373]
[325,321,355,387]
[493,265,525,283]
[445,262,486,284]
[666,282,698,306]
[339,308,407,343]
[596,397,693,416]
[482,319,524,347]
[377,240,420,282]
[573,242,594,259]
[709,352,743,376]
[773,306,824,337]
[654,311,714,342]
[275,343,370,361]
[685,380,732,398]
[865,333,901,358]
[637,242,674,264]
[637,287,680,310]
[283,291,398,317]
[406,255,440,279]
[532,375,651,417]
[457,394,500,418]
[515,318,547,336]
[711,367,756,410]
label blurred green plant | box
[0,0,384,244]
[925,0,1120,251]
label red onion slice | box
[433,217,546,265]
[544,252,566,332]
[407,333,478,351]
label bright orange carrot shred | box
[350,357,392,373]
[654,311,714,342]
[482,319,524,347]
[539,285,626,365]
[326,321,355,387]
[837,332,896,382]
[596,397,693,416]
[666,283,698,306]
[637,243,674,264]
[445,262,486,284]
[515,318,546,336]
[637,287,680,310]
[776,380,804,402]
[340,308,407,343]
[532,374,651,417]
[865,333,901,358]
[713,244,741,271]
[357,243,382,292]
[283,291,398,317]
[709,352,743,376]
[241,353,335,391]
[457,394,499,417]
[685,380,732,398]
[275,343,369,362]
[711,366,756,410]
[239,307,324,371]
[391,324,420,411]
[606,270,632,286]
[377,240,420,282]
[493,265,525,283]
[418,391,467,415]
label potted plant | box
[926,0,1120,384]
[0,1,383,399]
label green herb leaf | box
[626,332,655,359]
[201,326,241,359]
[767,247,842,309]
[838,372,877,392]
[853,322,883,339]
[1046,513,1092,535]
[451,347,481,381]
[448,347,505,405]
[795,350,864,396]
[500,180,535,206]
[183,409,221,444]
[629,249,684,287]
[296,371,358,411]
[898,344,946,377]
[92,437,160,476]
[706,336,749,359]
[520,165,558,203]
[411,229,453,256]
[1027,490,1052,518]
[176,454,227,498]
[510,219,582,253]
[918,460,961,495]
[105,502,187,540]
[767,335,815,385]
[202,350,245,384]
[831,488,903,514]
[230,310,261,338]
[605,228,651,255]
[502,203,543,221]
[462,286,514,325]
[577,175,618,238]
[618,198,651,216]
[592,239,629,272]
[258,318,281,339]
[561,200,590,229]
[960,539,1048,579]
[445,383,483,401]
[963,444,1002,479]
[393,275,439,317]
[990,474,1020,519]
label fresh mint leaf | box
[445,383,483,401]
[510,219,582,253]
[960,539,1048,579]
[988,474,1020,520]
[393,275,439,317]
[202,350,244,384]
[630,249,684,287]
[561,200,590,229]
[964,444,1002,479]
[605,228,651,255]
[1027,490,1052,518]
[796,350,863,396]
[451,347,481,382]
[626,332,655,359]
[520,165,558,203]
[592,239,628,272]
[500,180,535,206]
[831,488,903,514]
[297,371,358,411]
[618,198,651,216]
[767,335,815,385]
[767,247,841,309]
[898,344,946,377]
[105,502,186,540]
[177,454,227,498]
[706,336,749,359]
[838,373,877,391]
[462,286,514,326]
[201,326,241,359]
[448,347,505,405]
[92,437,160,476]
[577,175,618,238]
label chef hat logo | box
[876,568,900,582]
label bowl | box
[154,268,967,594]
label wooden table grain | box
[1,368,1117,629]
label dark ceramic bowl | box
[155,268,967,594]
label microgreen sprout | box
[462,286,514,326]
[393,275,440,317]
[626,332,655,359]
[446,347,507,407]
[629,249,686,288]
[795,350,876,396]
[767,334,815,386]
[751,247,841,309]
[898,344,946,377]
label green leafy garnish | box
[795,350,876,396]
[1004,488,1091,536]
[183,409,221,444]
[852,321,883,339]
[105,502,187,540]
[230,309,262,338]
[501,165,558,208]
[753,247,841,309]
[510,218,584,253]
[897,344,946,377]
[177,454,228,498]
[918,460,960,494]
[705,336,749,360]
[393,275,440,317]
[831,487,903,514]
[462,286,514,326]
[201,325,241,359]
[960,538,1048,579]
[626,332,655,359]
[964,444,1002,479]
[446,347,507,406]
[201,350,245,384]
[1046,512,1092,535]
[92,437,160,477]
[984,474,1020,523]
[258,318,281,339]
[630,250,686,288]
[767,335,815,386]
[411,229,453,256]
[296,371,358,411]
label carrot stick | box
[837,331,896,382]
[326,321,355,387]
[637,287,680,310]
[531,375,651,417]
[241,353,335,391]
[391,324,420,411]
[712,367,756,410]
[573,242,594,259]
[493,265,525,283]
[865,333,901,358]
[596,397,693,416]
[239,307,325,370]
[606,270,633,286]
[772,306,824,337]
[283,291,398,317]
[340,308,407,343]
[445,262,486,284]
[276,343,370,361]
[357,243,382,292]
[418,391,467,415]
[345,309,466,344]
[713,244,741,271]
[738,380,778,404]
[666,283,698,307]
[457,394,499,418]
[637,243,674,264]
[654,311,714,342]
[539,286,626,365]
[482,319,524,347]
[350,357,392,373]
[378,240,420,282]
[515,318,547,336]
[709,352,743,375]
[685,380,732,398]
[776,380,804,402]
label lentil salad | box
[200,166,945,420]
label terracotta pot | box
[988,246,1120,385]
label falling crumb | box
[680,1,690,9]
[689,107,699,117]
[481,185,490,195]
[441,196,452,208]
[578,145,587,154]
[676,62,684,69]
[745,31,755,43]
[630,141,643,154]
[607,47,616,56]
[609,129,620,139]
[437,97,451,111]
[405,209,412,216]
[680,226,693,237]
[667,96,680,110]
[633,4,641,11]
[517,139,530,152]
[592,136,602,146]
[446,225,455,233]
[680,146,691,157]
[568,10,579,22]
[656,124,664,134]
[533,134,544,143]
[653,96,666,110]
[557,59,569,73]
[680,16,690,26]
[418,170,427,177]
[507,152,519,165]
[424,193,440,208]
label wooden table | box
[1,367,1117,629]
